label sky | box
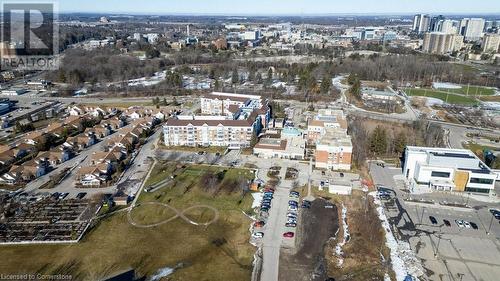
[58,0,500,15]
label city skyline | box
[58,0,500,15]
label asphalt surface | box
[369,162,500,281]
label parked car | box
[464,221,471,228]
[283,232,294,238]
[289,200,298,205]
[254,221,265,228]
[252,232,264,238]
[76,192,87,199]
[58,193,69,200]
[285,223,297,227]
[429,216,438,225]
[443,219,451,227]
[469,222,478,230]
[455,220,465,228]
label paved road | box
[261,183,292,281]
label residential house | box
[104,117,126,130]
[107,132,138,151]
[0,152,15,166]
[68,106,85,116]
[90,147,125,166]
[63,115,83,130]
[37,148,71,166]
[64,132,97,151]
[85,126,111,139]
[24,131,46,145]
[44,121,66,138]
[76,163,111,186]
[0,159,48,184]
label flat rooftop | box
[407,146,492,173]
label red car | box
[254,221,265,228]
[283,232,294,238]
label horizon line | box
[57,11,500,17]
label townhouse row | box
[75,118,157,187]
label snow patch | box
[334,203,349,267]
[149,267,174,281]
[251,192,263,208]
[369,192,423,281]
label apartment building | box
[422,32,464,54]
[315,127,353,170]
[163,114,262,149]
[460,18,485,41]
[403,146,497,194]
[307,109,348,144]
[164,92,269,149]
[307,109,352,171]
[482,33,500,53]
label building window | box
[465,187,490,194]
[469,178,494,185]
[431,171,450,178]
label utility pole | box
[487,213,494,235]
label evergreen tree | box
[320,76,331,94]
[393,131,407,155]
[231,69,239,84]
[369,126,388,156]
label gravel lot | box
[279,198,339,281]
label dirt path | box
[127,202,219,228]
[279,198,339,281]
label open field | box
[404,88,479,105]
[0,163,256,280]
[314,189,395,281]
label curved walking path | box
[127,201,219,228]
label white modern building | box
[460,18,485,41]
[403,146,497,194]
[413,14,431,34]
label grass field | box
[0,163,256,280]
[432,85,495,96]
[404,88,479,105]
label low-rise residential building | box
[307,109,348,144]
[403,146,497,194]
[315,127,353,171]
[0,159,48,184]
[24,131,46,145]
[76,163,111,186]
[107,131,138,151]
[201,92,262,115]
[163,113,262,149]
[64,132,97,151]
[253,135,305,159]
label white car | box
[252,232,264,238]
[464,221,471,228]
[455,220,465,228]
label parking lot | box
[370,162,500,281]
